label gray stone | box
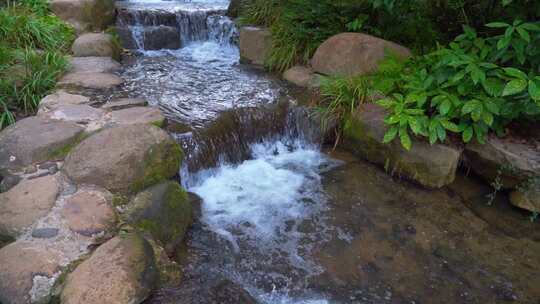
[62,124,182,194]
[58,72,123,90]
[465,136,540,188]
[311,33,411,77]
[142,26,181,50]
[283,66,319,88]
[62,188,116,236]
[124,181,192,254]
[343,103,461,188]
[71,33,119,58]
[510,185,540,213]
[0,241,61,304]
[0,116,84,174]
[0,173,21,193]
[102,98,148,111]
[38,91,90,113]
[31,228,59,239]
[110,106,165,126]
[61,234,157,304]
[39,104,105,125]
[239,26,272,66]
[69,56,121,73]
[0,175,60,238]
[50,0,115,33]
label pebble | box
[31,228,59,239]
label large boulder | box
[69,56,121,73]
[343,103,461,188]
[124,181,193,254]
[311,33,411,77]
[465,136,540,188]
[61,188,116,236]
[50,0,115,34]
[510,186,540,213]
[62,124,182,194]
[0,116,84,174]
[142,26,181,50]
[71,33,119,58]
[239,26,272,66]
[0,241,62,304]
[0,175,60,239]
[58,72,123,90]
[38,91,90,113]
[61,233,158,304]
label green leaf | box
[462,100,479,114]
[471,105,483,122]
[399,129,412,150]
[484,99,500,114]
[408,117,423,135]
[439,99,452,115]
[462,126,473,142]
[441,120,460,132]
[486,22,509,28]
[529,80,540,101]
[482,112,494,126]
[520,23,540,31]
[516,26,530,42]
[482,78,505,97]
[429,130,437,145]
[376,98,395,108]
[383,126,399,143]
[503,67,527,80]
[502,79,528,96]
[497,35,512,50]
[436,125,446,141]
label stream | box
[111,1,540,303]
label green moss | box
[129,140,183,194]
[112,194,129,207]
[47,132,89,160]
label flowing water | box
[112,1,540,303]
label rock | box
[211,280,258,304]
[63,124,182,194]
[142,26,181,50]
[0,117,84,174]
[0,241,62,304]
[31,227,59,239]
[311,33,411,77]
[61,233,158,304]
[71,33,119,58]
[62,188,116,236]
[102,98,148,111]
[58,72,123,90]
[283,65,319,88]
[239,26,272,66]
[39,104,105,125]
[113,26,138,49]
[510,186,540,213]
[0,172,21,193]
[69,56,121,73]
[343,103,461,188]
[465,136,540,188]
[110,106,165,127]
[50,0,115,33]
[38,91,90,113]
[0,175,60,238]
[124,181,192,254]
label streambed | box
[110,1,540,303]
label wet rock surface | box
[283,65,319,88]
[61,233,158,304]
[239,26,272,66]
[62,124,182,194]
[110,106,165,126]
[69,56,121,73]
[71,33,119,58]
[102,97,148,110]
[142,26,182,50]
[0,116,84,174]
[61,188,116,236]
[38,91,91,113]
[58,72,124,90]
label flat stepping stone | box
[38,90,90,113]
[71,33,118,58]
[61,234,157,304]
[62,124,181,194]
[0,175,60,238]
[0,241,62,304]
[39,104,105,125]
[62,188,116,236]
[110,106,165,126]
[58,72,123,90]
[101,98,147,110]
[69,56,121,73]
[0,116,84,173]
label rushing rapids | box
[109,1,540,303]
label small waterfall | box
[116,7,237,50]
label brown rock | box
[39,104,105,124]
[38,91,90,113]
[510,186,540,213]
[110,106,165,126]
[62,188,116,236]
[0,175,60,238]
[311,33,411,77]
[62,124,182,194]
[283,66,319,88]
[0,241,62,304]
[102,98,148,111]
[58,72,123,90]
[239,26,272,66]
[142,26,181,50]
[69,56,121,73]
[71,33,118,58]
[0,117,84,173]
[50,0,115,33]
[61,234,157,304]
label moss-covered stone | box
[124,181,193,255]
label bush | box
[0,0,74,129]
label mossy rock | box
[124,181,193,255]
